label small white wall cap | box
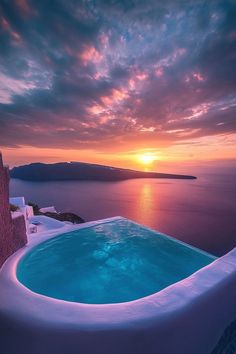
[11,211,24,219]
[9,197,26,208]
[39,206,57,213]
[29,215,65,230]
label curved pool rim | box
[0,216,224,318]
[1,217,236,354]
[16,216,217,305]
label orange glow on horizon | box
[1,133,236,174]
[138,153,157,166]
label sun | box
[138,153,156,165]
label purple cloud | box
[0,0,236,151]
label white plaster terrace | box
[0,216,236,354]
[28,214,66,232]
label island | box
[10,162,196,181]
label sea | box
[10,162,236,257]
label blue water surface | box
[17,219,216,304]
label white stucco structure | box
[10,197,34,232]
[9,197,26,208]
[39,206,57,213]
[9,197,62,234]
[0,217,236,354]
[29,215,65,233]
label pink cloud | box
[182,103,210,120]
[140,126,156,132]
[0,72,37,103]
[193,72,204,81]
[155,67,164,77]
[1,16,10,31]
[15,0,36,16]
[128,79,136,90]
[127,71,148,92]
[155,48,187,70]
[0,16,21,43]
[80,45,103,65]
[99,33,109,48]
[185,71,205,83]
[88,105,105,115]
[101,88,128,106]
[136,72,148,81]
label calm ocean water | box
[10,165,236,256]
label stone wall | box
[0,153,27,267]
[12,214,27,251]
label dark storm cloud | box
[0,0,236,149]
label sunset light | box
[0,0,235,167]
[138,154,156,165]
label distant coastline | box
[10,162,196,181]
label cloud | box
[0,0,236,153]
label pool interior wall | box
[17,218,216,304]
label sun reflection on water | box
[138,183,155,226]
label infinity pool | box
[17,218,216,304]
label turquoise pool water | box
[17,219,216,304]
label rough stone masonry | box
[0,153,27,267]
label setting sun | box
[138,154,156,165]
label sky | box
[0,0,236,171]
